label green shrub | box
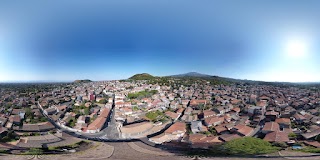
[223,137,280,155]
[273,142,288,148]
[300,146,320,153]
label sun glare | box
[286,39,308,58]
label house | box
[10,115,21,125]
[264,131,289,143]
[311,116,320,125]
[188,134,222,149]
[204,116,224,127]
[184,107,193,115]
[176,108,185,115]
[293,113,306,124]
[219,134,241,142]
[44,107,57,115]
[262,122,280,134]
[190,121,206,134]
[202,110,216,119]
[181,100,190,107]
[86,117,106,133]
[275,118,291,129]
[165,111,180,121]
[302,128,320,140]
[122,107,133,115]
[77,116,86,124]
[232,124,254,137]
[56,105,67,113]
[214,107,226,116]
[231,107,241,114]
[215,125,229,135]
[164,122,186,141]
[303,141,320,148]
[256,100,268,108]
[247,106,262,116]
[99,108,111,118]
[0,117,8,126]
[11,109,24,115]
[115,102,124,108]
[189,99,206,107]
[18,111,25,120]
[265,111,279,121]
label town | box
[1,73,320,159]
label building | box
[164,122,186,140]
[264,131,289,143]
[44,107,57,115]
[262,122,280,134]
[190,121,206,134]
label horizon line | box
[1,74,320,84]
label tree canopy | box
[223,137,279,155]
[128,90,158,99]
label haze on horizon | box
[0,1,320,83]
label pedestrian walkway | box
[127,142,175,156]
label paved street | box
[81,94,121,140]
[85,107,121,140]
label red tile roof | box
[215,126,228,134]
[263,131,289,142]
[262,122,279,132]
[205,117,224,126]
[233,124,254,136]
[87,117,106,131]
[165,111,180,120]
[165,122,186,134]
[99,108,110,118]
[219,134,241,142]
[275,118,290,125]
[303,141,320,148]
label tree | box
[288,132,297,139]
[98,98,107,104]
[84,108,90,115]
[25,108,33,118]
[208,127,218,136]
[68,118,76,128]
[39,117,47,122]
[223,137,280,155]
[315,134,320,142]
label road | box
[81,94,121,140]
[83,106,121,139]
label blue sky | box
[0,1,320,82]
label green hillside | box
[74,79,92,83]
[129,73,155,80]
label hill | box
[169,72,211,78]
[73,79,92,83]
[128,72,314,87]
[129,73,155,80]
[168,72,236,85]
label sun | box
[285,39,308,58]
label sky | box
[0,0,320,82]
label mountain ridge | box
[168,72,212,78]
